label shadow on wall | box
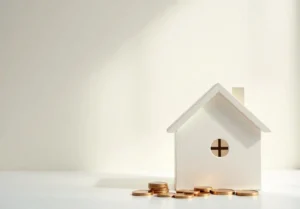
[0,0,176,170]
[296,0,300,169]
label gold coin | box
[132,190,152,196]
[235,190,259,196]
[151,187,169,191]
[149,187,168,190]
[183,190,200,195]
[176,189,187,193]
[194,186,212,193]
[151,188,169,193]
[147,190,155,194]
[155,191,170,194]
[152,190,169,192]
[195,192,210,197]
[148,182,168,188]
[153,189,169,192]
[156,192,175,198]
[211,189,234,195]
[173,194,193,199]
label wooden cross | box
[211,139,229,157]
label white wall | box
[0,0,298,173]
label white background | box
[0,0,298,173]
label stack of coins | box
[148,182,169,194]
[173,189,194,199]
[194,186,212,197]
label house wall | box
[0,0,298,172]
[175,95,261,189]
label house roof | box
[167,83,271,133]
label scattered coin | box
[235,190,259,196]
[195,192,210,197]
[194,186,212,193]
[176,189,186,193]
[133,182,257,199]
[173,193,193,199]
[156,192,175,198]
[183,190,200,195]
[211,189,235,195]
[132,190,153,196]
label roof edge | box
[167,83,221,133]
[167,83,271,133]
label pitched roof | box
[167,83,271,133]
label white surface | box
[0,171,299,209]
[167,83,270,133]
[175,93,261,189]
[0,0,298,172]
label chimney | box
[232,87,244,104]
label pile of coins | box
[132,182,259,199]
[148,182,169,194]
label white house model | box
[167,83,270,190]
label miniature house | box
[167,83,270,190]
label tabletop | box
[0,170,299,209]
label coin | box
[195,192,210,197]
[150,188,169,194]
[150,188,169,192]
[211,189,235,195]
[149,186,169,190]
[235,190,259,196]
[132,190,153,196]
[173,193,193,199]
[183,190,200,195]
[150,188,169,191]
[154,191,170,194]
[156,193,175,198]
[176,189,186,193]
[151,187,169,191]
[148,182,168,188]
[194,186,212,193]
